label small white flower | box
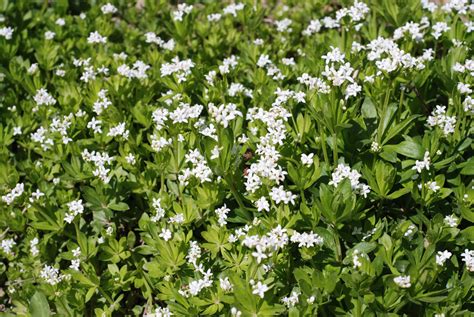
[210,145,220,160]
[215,204,230,227]
[444,214,459,228]
[87,31,107,44]
[0,26,14,40]
[30,237,39,256]
[13,126,22,136]
[45,31,56,40]
[300,153,314,167]
[426,181,440,192]
[393,275,411,288]
[252,281,269,298]
[101,3,118,14]
[412,151,431,173]
[55,18,65,26]
[219,277,233,292]
[64,199,84,224]
[435,250,452,266]
[159,228,172,241]
[34,88,56,106]
[255,197,270,212]
[1,238,16,255]
[461,249,474,272]
[125,153,136,165]
[27,63,38,74]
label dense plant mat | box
[0,0,473,316]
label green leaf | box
[361,97,377,118]
[460,226,474,241]
[386,138,424,159]
[29,291,50,317]
[108,202,130,211]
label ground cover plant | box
[0,0,473,316]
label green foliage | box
[0,0,473,316]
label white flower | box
[13,126,22,136]
[219,55,238,74]
[443,214,459,228]
[151,198,165,222]
[435,250,452,266]
[461,249,474,272]
[186,241,201,267]
[208,103,242,128]
[427,105,456,135]
[252,281,269,298]
[1,238,16,255]
[30,237,39,256]
[255,197,270,212]
[34,88,56,106]
[168,213,184,224]
[101,3,118,14]
[87,31,107,44]
[432,22,450,39]
[223,3,245,16]
[44,31,56,40]
[117,60,150,79]
[0,26,14,40]
[93,89,112,115]
[151,135,172,153]
[404,224,416,237]
[64,199,84,223]
[207,13,222,22]
[215,204,230,227]
[87,117,102,134]
[210,145,220,160]
[281,290,300,308]
[70,259,80,271]
[160,57,194,82]
[40,265,64,285]
[352,250,363,268]
[290,231,324,248]
[172,3,193,21]
[219,277,233,292]
[144,32,175,50]
[107,122,129,139]
[412,151,430,173]
[29,188,44,203]
[145,306,173,317]
[125,153,136,165]
[393,275,411,288]
[72,247,81,257]
[329,163,371,197]
[2,183,24,205]
[426,181,440,192]
[301,153,314,166]
[345,82,361,99]
[457,82,472,94]
[27,63,38,74]
[55,18,65,26]
[303,20,321,36]
[275,18,293,33]
[159,228,172,241]
[270,186,297,205]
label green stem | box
[319,130,330,167]
[332,131,338,166]
[226,175,245,210]
[98,286,115,306]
